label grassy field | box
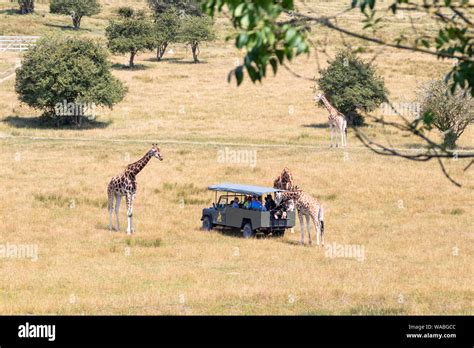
[0,0,472,315]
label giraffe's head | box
[314,93,324,102]
[149,144,163,161]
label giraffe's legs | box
[108,190,114,231]
[312,214,321,246]
[340,124,346,148]
[329,124,334,148]
[126,193,135,235]
[305,214,312,245]
[343,120,348,147]
[297,210,305,244]
[115,194,122,231]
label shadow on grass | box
[280,239,304,246]
[169,60,207,65]
[0,9,19,15]
[304,122,373,130]
[211,226,284,240]
[303,123,329,129]
[2,115,112,130]
[111,63,152,71]
[44,23,91,32]
[144,57,183,63]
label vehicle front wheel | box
[202,216,213,231]
[273,229,285,237]
[242,222,254,239]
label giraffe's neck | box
[282,191,302,203]
[126,152,153,177]
[320,95,337,114]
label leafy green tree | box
[154,7,181,61]
[50,0,101,30]
[15,36,126,125]
[18,0,34,14]
[178,15,215,63]
[317,51,387,126]
[419,79,473,149]
[106,8,155,68]
[147,0,202,17]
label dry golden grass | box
[0,0,472,315]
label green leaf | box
[234,3,245,17]
[240,14,250,28]
[269,57,278,75]
[284,28,297,43]
[235,66,244,86]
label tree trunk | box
[156,42,168,61]
[191,42,199,63]
[443,130,458,149]
[72,15,81,30]
[19,0,34,14]
[129,51,136,68]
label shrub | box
[50,0,101,29]
[147,0,202,16]
[418,79,474,149]
[317,50,388,126]
[15,36,126,125]
[178,15,215,63]
[106,8,155,68]
[153,7,181,61]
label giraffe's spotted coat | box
[107,144,163,234]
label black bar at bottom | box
[0,315,472,346]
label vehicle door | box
[215,195,228,225]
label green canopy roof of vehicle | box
[208,183,282,196]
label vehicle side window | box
[217,196,227,208]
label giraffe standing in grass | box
[276,188,325,246]
[315,93,347,148]
[107,144,163,235]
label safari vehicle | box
[201,183,296,238]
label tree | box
[317,51,387,126]
[154,7,181,61]
[419,80,473,149]
[15,36,126,126]
[50,0,101,30]
[18,0,34,14]
[178,15,215,63]
[147,0,202,17]
[106,8,155,68]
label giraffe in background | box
[107,144,163,235]
[315,93,347,147]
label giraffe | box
[273,167,296,232]
[275,188,325,246]
[273,167,295,191]
[107,144,163,235]
[315,93,347,148]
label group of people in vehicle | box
[229,194,290,219]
